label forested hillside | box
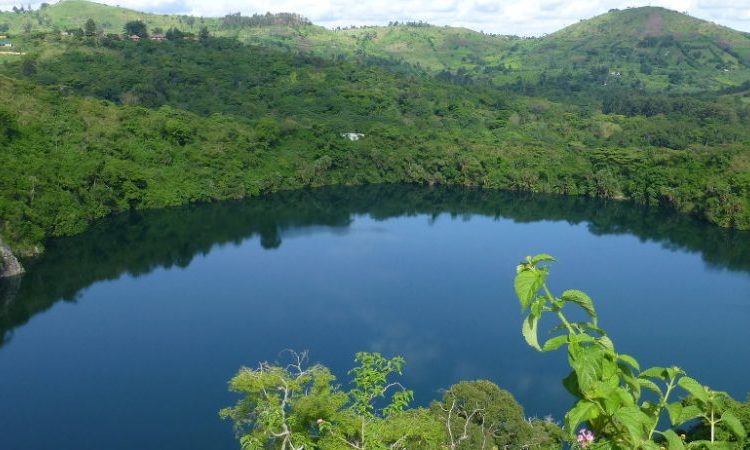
[0,1,749,256]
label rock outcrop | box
[0,239,24,278]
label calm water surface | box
[1,185,749,450]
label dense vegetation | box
[218,257,750,449]
[221,350,564,449]
[0,2,749,259]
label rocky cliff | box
[0,239,24,278]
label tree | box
[84,18,97,36]
[21,58,36,76]
[165,27,184,41]
[123,20,148,38]
[0,109,18,144]
[198,26,209,41]
[430,380,562,449]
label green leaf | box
[562,371,582,398]
[677,405,703,424]
[530,297,545,317]
[678,377,708,403]
[613,405,651,443]
[664,367,685,381]
[661,430,685,450]
[565,400,599,434]
[640,367,668,380]
[618,354,640,372]
[530,254,556,264]
[522,314,541,351]
[542,335,568,352]
[721,410,746,439]
[561,289,597,320]
[636,378,663,398]
[514,270,544,310]
[666,401,683,426]
[597,336,615,352]
[571,345,605,392]
[620,367,641,401]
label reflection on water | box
[3,185,749,348]
[0,185,748,450]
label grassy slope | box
[4,1,750,92]
[523,7,750,90]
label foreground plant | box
[221,350,444,449]
[514,254,746,449]
[221,350,563,449]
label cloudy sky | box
[5,0,750,35]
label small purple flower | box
[577,428,594,448]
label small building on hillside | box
[341,132,365,141]
[129,34,141,41]
[0,41,12,48]
[150,34,166,42]
[0,35,7,39]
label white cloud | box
[3,0,750,35]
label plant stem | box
[648,378,675,440]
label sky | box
[4,0,750,36]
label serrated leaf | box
[636,378,663,398]
[597,335,615,352]
[571,345,605,392]
[522,314,541,351]
[664,366,684,381]
[565,400,599,434]
[620,366,641,401]
[618,354,640,372]
[661,430,685,450]
[677,405,703,424]
[561,289,597,320]
[542,334,568,352]
[530,254,556,264]
[667,402,683,426]
[562,371,582,397]
[514,270,544,310]
[613,405,651,442]
[721,410,746,439]
[640,367,668,380]
[678,377,708,403]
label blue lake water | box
[1,185,749,450]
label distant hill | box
[3,1,750,93]
[523,7,750,92]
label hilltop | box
[3,2,750,93]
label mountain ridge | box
[4,1,750,92]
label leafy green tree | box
[123,20,148,38]
[198,26,209,41]
[429,380,563,449]
[84,18,97,36]
[20,58,36,76]
[0,109,18,144]
[221,351,438,449]
[165,27,184,40]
